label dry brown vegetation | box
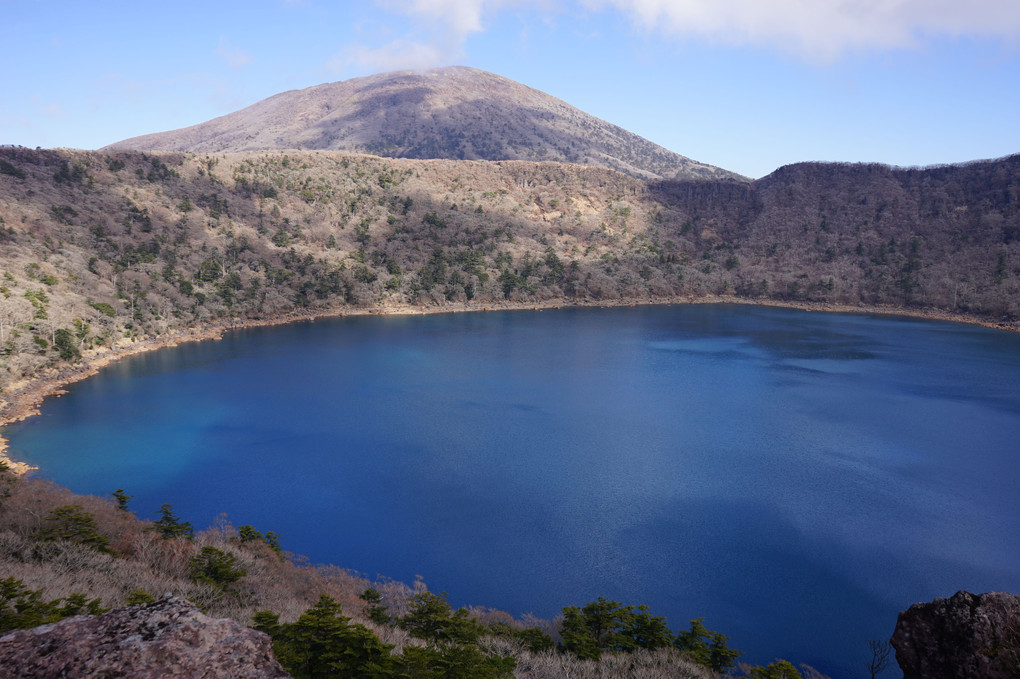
[0,473,393,624]
[0,146,1017,409]
[0,466,714,678]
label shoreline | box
[1,295,1015,474]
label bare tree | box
[0,295,29,344]
[867,639,892,679]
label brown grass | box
[0,472,405,625]
[0,468,729,678]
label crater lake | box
[7,304,1020,678]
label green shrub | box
[125,589,156,606]
[256,595,395,679]
[189,546,246,588]
[33,504,111,554]
[359,587,390,625]
[237,524,284,558]
[400,590,483,645]
[89,301,117,317]
[749,659,803,679]
[676,617,741,672]
[150,503,193,539]
[53,328,79,361]
[0,577,105,633]
[560,598,672,660]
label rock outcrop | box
[0,596,290,678]
[891,590,1020,679]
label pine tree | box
[150,503,193,539]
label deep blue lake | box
[7,304,1020,677]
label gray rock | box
[891,590,1020,679]
[0,595,290,678]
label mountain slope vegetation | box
[105,66,741,182]
[0,146,1017,401]
[0,463,726,678]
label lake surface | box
[7,304,1020,677]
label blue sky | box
[2,0,1019,178]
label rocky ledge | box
[0,596,290,678]
[892,590,1020,679]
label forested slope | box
[0,147,1017,399]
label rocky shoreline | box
[1,295,1015,474]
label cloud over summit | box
[350,0,1020,69]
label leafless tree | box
[866,639,892,678]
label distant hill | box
[105,66,742,182]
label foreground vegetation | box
[0,147,1017,401]
[0,462,830,677]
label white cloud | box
[360,0,1020,66]
[330,0,529,73]
[216,37,254,69]
[337,0,503,73]
[327,40,453,74]
[377,0,487,36]
[582,0,1020,60]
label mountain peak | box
[105,67,741,181]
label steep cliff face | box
[891,590,1020,679]
[0,596,290,679]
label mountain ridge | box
[104,66,743,182]
[0,144,1016,402]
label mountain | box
[104,66,741,182]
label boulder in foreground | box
[892,590,1020,679]
[0,595,290,679]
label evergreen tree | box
[189,546,246,588]
[33,504,111,554]
[150,503,193,539]
[260,594,394,679]
[623,604,673,651]
[263,531,283,557]
[238,524,284,558]
[238,524,262,543]
[53,328,80,361]
[400,590,482,645]
[252,610,281,637]
[396,643,515,679]
[1,577,104,633]
[112,488,133,512]
[676,618,741,672]
[749,659,803,679]
[560,597,671,659]
[359,587,390,625]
